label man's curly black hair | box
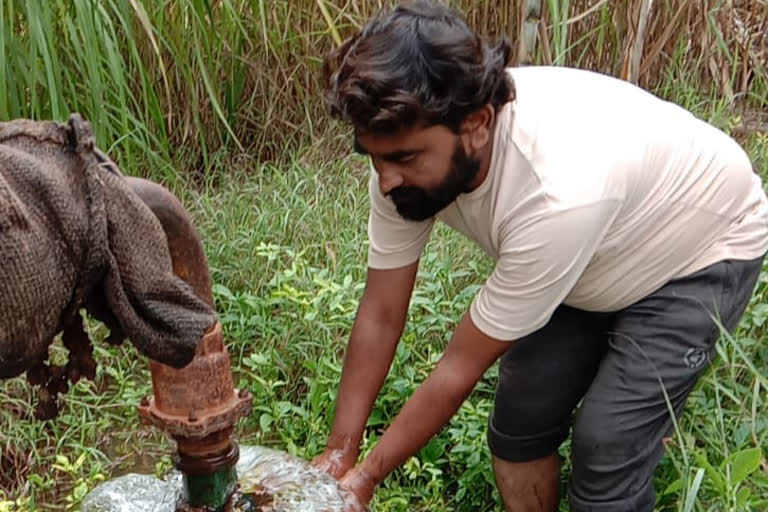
[323,0,516,135]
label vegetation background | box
[1,0,767,511]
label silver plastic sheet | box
[82,445,352,512]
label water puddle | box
[82,445,351,512]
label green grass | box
[2,115,768,511]
[0,0,345,177]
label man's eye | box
[394,154,417,164]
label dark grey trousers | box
[487,255,765,511]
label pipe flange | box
[137,388,252,439]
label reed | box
[1,0,765,177]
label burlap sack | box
[0,114,216,380]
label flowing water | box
[82,445,354,512]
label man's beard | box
[388,140,481,221]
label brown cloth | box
[0,114,217,380]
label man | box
[311,1,768,510]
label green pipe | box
[183,463,239,510]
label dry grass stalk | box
[519,0,543,65]
[626,0,654,84]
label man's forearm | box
[326,314,403,450]
[357,353,476,482]
[323,264,419,460]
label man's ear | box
[460,105,495,152]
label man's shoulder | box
[506,65,630,88]
[505,65,668,111]
[502,65,703,157]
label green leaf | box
[750,303,768,327]
[736,487,752,508]
[73,481,88,501]
[724,447,762,486]
[366,408,387,427]
[693,451,726,494]
[27,474,47,487]
[662,478,682,495]
[212,283,236,301]
[277,401,293,417]
[74,452,87,471]
[259,413,273,432]
[419,438,445,464]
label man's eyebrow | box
[353,138,423,160]
[380,149,420,161]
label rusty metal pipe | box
[126,177,252,509]
[123,177,214,307]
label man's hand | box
[339,465,377,511]
[311,439,359,480]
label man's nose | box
[378,165,404,195]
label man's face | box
[355,124,481,221]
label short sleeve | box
[367,166,434,269]
[470,201,621,341]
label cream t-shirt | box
[366,66,768,341]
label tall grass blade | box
[317,0,342,46]
[682,468,705,512]
[128,0,173,131]
[0,3,8,118]
[519,0,542,65]
[628,0,654,84]
[25,1,61,119]
[193,39,245,153]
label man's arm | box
[339,310,511,504]
[313,261,419,478]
